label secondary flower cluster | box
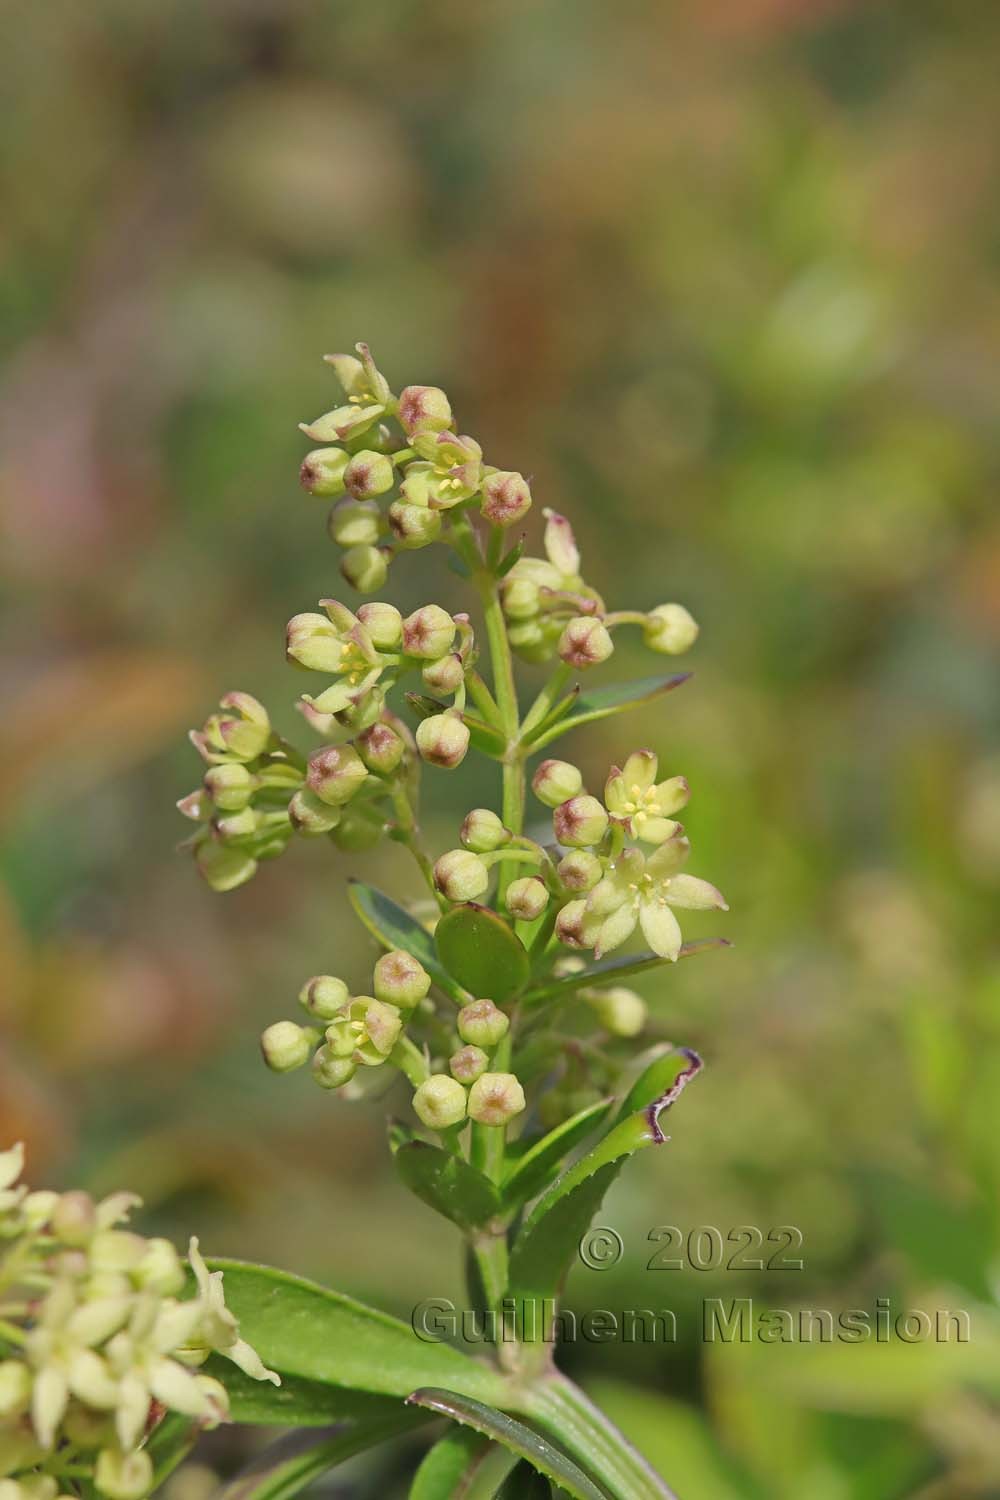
[0,1146,277,1500]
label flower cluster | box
[0,1146,276,1500]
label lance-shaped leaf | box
[205,1260,511,1406]
[203,1358,407,1427]
[521,939,730,1006]
[436,903,530,1002]
[392,1135,503,1230]
[410,1427,518,1499]
[525,674,690,752]
[349,880,468,1003]
[216,1413,429,1500]
[506,1053,703,1335]
[501,1098,615,1210]
[406,1390,610,1500]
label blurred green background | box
[3,1,1000,1495]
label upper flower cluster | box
[0,1146,276,1500]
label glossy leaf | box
[522,939,730,1005]
[406,1390,609,1500]
[501,1098,615,1209]
[349,880,468,1003]
[394,1139,503,1230]
[206,1260,510,1406]
[435,903,530,1001]
[204,1358,405,1427]
[410,1427,517,1499]
[526,674,690,751]
[216,1414,428,1500]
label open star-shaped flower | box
[604,750,689,845]
[583,831,727,960]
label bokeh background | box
[3,1,1000,1495]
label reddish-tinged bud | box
[449,1045,489,1084]
[460,808,509,853]
[481,470,532,527]
[532,759,584,808]
[328,497,381,547]
[506,877,549,921]
[373,950,431,1009]
[402,605,456,659]
[422,653,465,694]
[356,721,406,775]
[306,744,369,806]
[555,898,590,947]
[434,849,489,902]
[356,601,402,649]
[467,1072,525,1126]
[300,447,348,496]
[288,787,341,834]
[398,385,453,437]
[388,500,442,549]
[340,543,389,594]
[416,712,470,769]
[203,763,255,812]
[558,616,613,667]
[457,999,509,1048]
[553,795,609,848]
[343,449,394,501]
[299,975,350,1020]
[558,849,602,892]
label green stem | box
[388,779,444,907]
[527,1372,677,1500]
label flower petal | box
[318,599,359,636]
[31,1366,69,1449]
[635,816,680,846]
[646,831,690,878]
[639,898,683,960]
[652,775,689,817]
[543,509,580,577]
[664,874,728,911]
[594,903,639,958]
[305,683,355,715]
[621,750,657,795]
[225,1338,281,1388]
[603,771,629,816]
[149,1357,211,1419]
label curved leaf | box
[436,904,530,1001]
[349,881,468,1003]
[406,1389,610,1500]
[394,1139,502,1230]
[501,1099,615,1210]
[203,1358,405,1427]
[410,1427,517,1499]
[526,674,690,752]
[206,1260,510,1406]
[216,1414,428,1500]
[522,939,730,1005]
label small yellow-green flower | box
[583,833,726,961]
[286,599,387,716]
[604,751,689,845]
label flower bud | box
[553,795,609,848]
[585,985,647,1038]
[388,501,443,549]
[203,763,255,812]
[398,384,453,437]
[532,759,584,808]
[134,1237,185,1295]
[507,618,558,662]
[356,601,402,649]
[402,605,456,659]
[449,1045,489,1084]
[261,1021,316,1073]
[340,543,389,594]
[416,713,470,770]
[330,802,385,850]
[461,808,509,853]
[506,876,549,921]
[200,692,271,762]
[555,898,590,947]
[502,576,542,620]
[300,446,349,497]
[328,497,381,548]
[288,787,341,835]
[421,653,465,694]
[343,449,394,500]
[212,805,258,841]
[644,603,699,655]
[195,840,257,892]
[286,612,343,673]
[558,616,613,668]
[299,975,350,1020]
[481,470,532,526]
[306,744,368,806]
[312,1047,357,1090]
[95,1448,153,1500]
[413,1075,468,1130]
[457,998,509,1048]
[467,1072,526,1127]
[543,508,580,575]
[434,849,489,902]
[51,1190,96,1245]
[373,950,431,1009]
[558,849,603,892]
[356,722,406,775]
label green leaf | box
[501,1099,615,1210]
[349,881,468,1003]
[614,1046,702,1124]
[406,1390,610,1500]
[410,1428,518,1499]
[497,538,525,578]
[393,1139,503,1230]
[435,903,530,1001]
[496,1464,557,1499]
[146,1412,198,1492]
[216,1414,428,1500]
[526,674,690,751]
[205,1260,511,1406]
[522,939,730,1005]
[203,1357,405,1427]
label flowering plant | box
[4,345,728,1500]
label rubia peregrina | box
[171,342,729,1500]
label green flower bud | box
[212,805,258,841]
[340,543,389,594]
[95,1448,153,1500]
[457,998,509,1049]
[421,653,465,694]
[554,898,590,947]
[416,713,470,769]
[585,985,647,1038]
[532,759,584,808]
[261,1021,317,1073]
[356,721,406,775]
[51,1190,96,1245]
[300,447,349,497]
[299,975,350,1020]
[0,1362,32,1418]
[373,950,431,1009]
[481,470,532,527]
[413,1074,468,1129]
[644,603,699,655]
[553,795,609,848]
[558,849,603,892]
[344,449,394,501]
[506,876,549,922]
[467,1072,525,1127]
[356,601,402,649]
[203,763,255,812]
[388,499,443,549]
[312,1047,357,1090]
[434,849,489,903]
[306,744,368,806]
[460,808,510,853]
[449,1045,489,1084]
[508,617,560,662]
[501,576,542,620]
[398,385,453,437]
[195,839,257,892]
[558,615,614,667]
[330,801,386,850]
[402,605,457,659]
[134,1237,185,1295]
[197,692,271,762]
[288,787,341,835]
[328,496,381,547]
[286,612,343,672]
